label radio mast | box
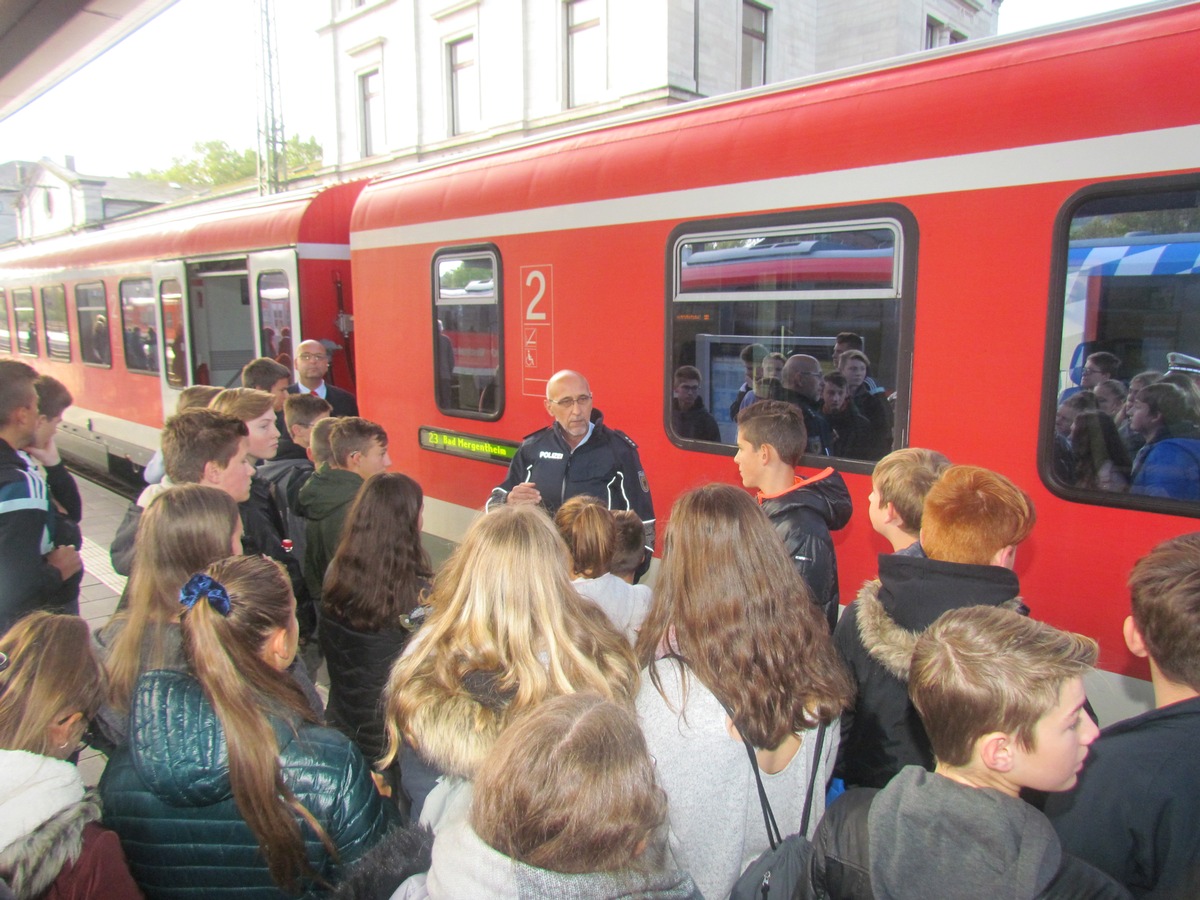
[255,0,287,194]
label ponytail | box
[554,495,616,579]
[180,556,334,893]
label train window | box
[75,283,110,367]
[0,291,10,354]
[257,272,293,365]
[1049,183,1200,512]
[159,279,187,388]
[12,289,37,357]
[433,248,502,419]
[119,279,158,376]
[669,214,908,464]
[40,285,70,362]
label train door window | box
[159,279,187,388]
[76,282,111,367]
[12,289,37,357]
[119,279,158,376]
[1048,181,1200,513]
[0,291,10,354]
[669,212,910,465]
[434,248,502,419]
[257,272,293,364]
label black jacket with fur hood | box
[832,552,1027,789]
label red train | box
[5,1,1200,722]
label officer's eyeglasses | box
[551,394,593,409]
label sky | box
[0,0,1167,178]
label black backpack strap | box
[661,654,827,850]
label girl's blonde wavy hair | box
[381,504,638,772]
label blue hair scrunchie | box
[180,573,232,617]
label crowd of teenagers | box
[1,354,1199,899]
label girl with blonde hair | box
[100,555,395,898]
[382,503,638,823]
[635,483,853,899]
[95,484,242,747]
[0,612,142,899]
[554,494,650,643]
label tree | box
[286,135,323,174]
[131,135,323,187]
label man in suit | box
[288,340,359,418]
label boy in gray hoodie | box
[810,606,1129,899]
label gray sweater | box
[636,659,839,900]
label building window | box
[359,69,384,158]
[1046,179,1200,513]
[76,282,111,367]
[669,211,910,462]
[741,2,767,89]
[566,0,603,107]
[449,36,479,136]
[433,247,503,418]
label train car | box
[349,0,1200,722]
[0,180,365,477]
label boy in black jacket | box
[735,400,851,628]
[1046,533,1200,898]
[834,465,1034,789]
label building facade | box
[5,157,196,242]
[318,0,1001,173]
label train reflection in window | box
[1052,184,1200,509]
[433,249,503,419]
[670,217,905,462]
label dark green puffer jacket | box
[99,669,397,899]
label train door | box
[247,250,300,368]
[150,261,190,415]
[184,258,255,388]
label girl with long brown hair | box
[381,504,639,824]
[634,483,853,899]
[0,612,142,899]
[320,472,433,765]
[99,556,396,898]
[95,484,242,747]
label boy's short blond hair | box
[911,606,1097,766]
[872,448,951,535]
[920,465,1035,565]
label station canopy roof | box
[0,0,177,123]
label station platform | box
[74,476,131,787]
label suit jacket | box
[287,382,359,417]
